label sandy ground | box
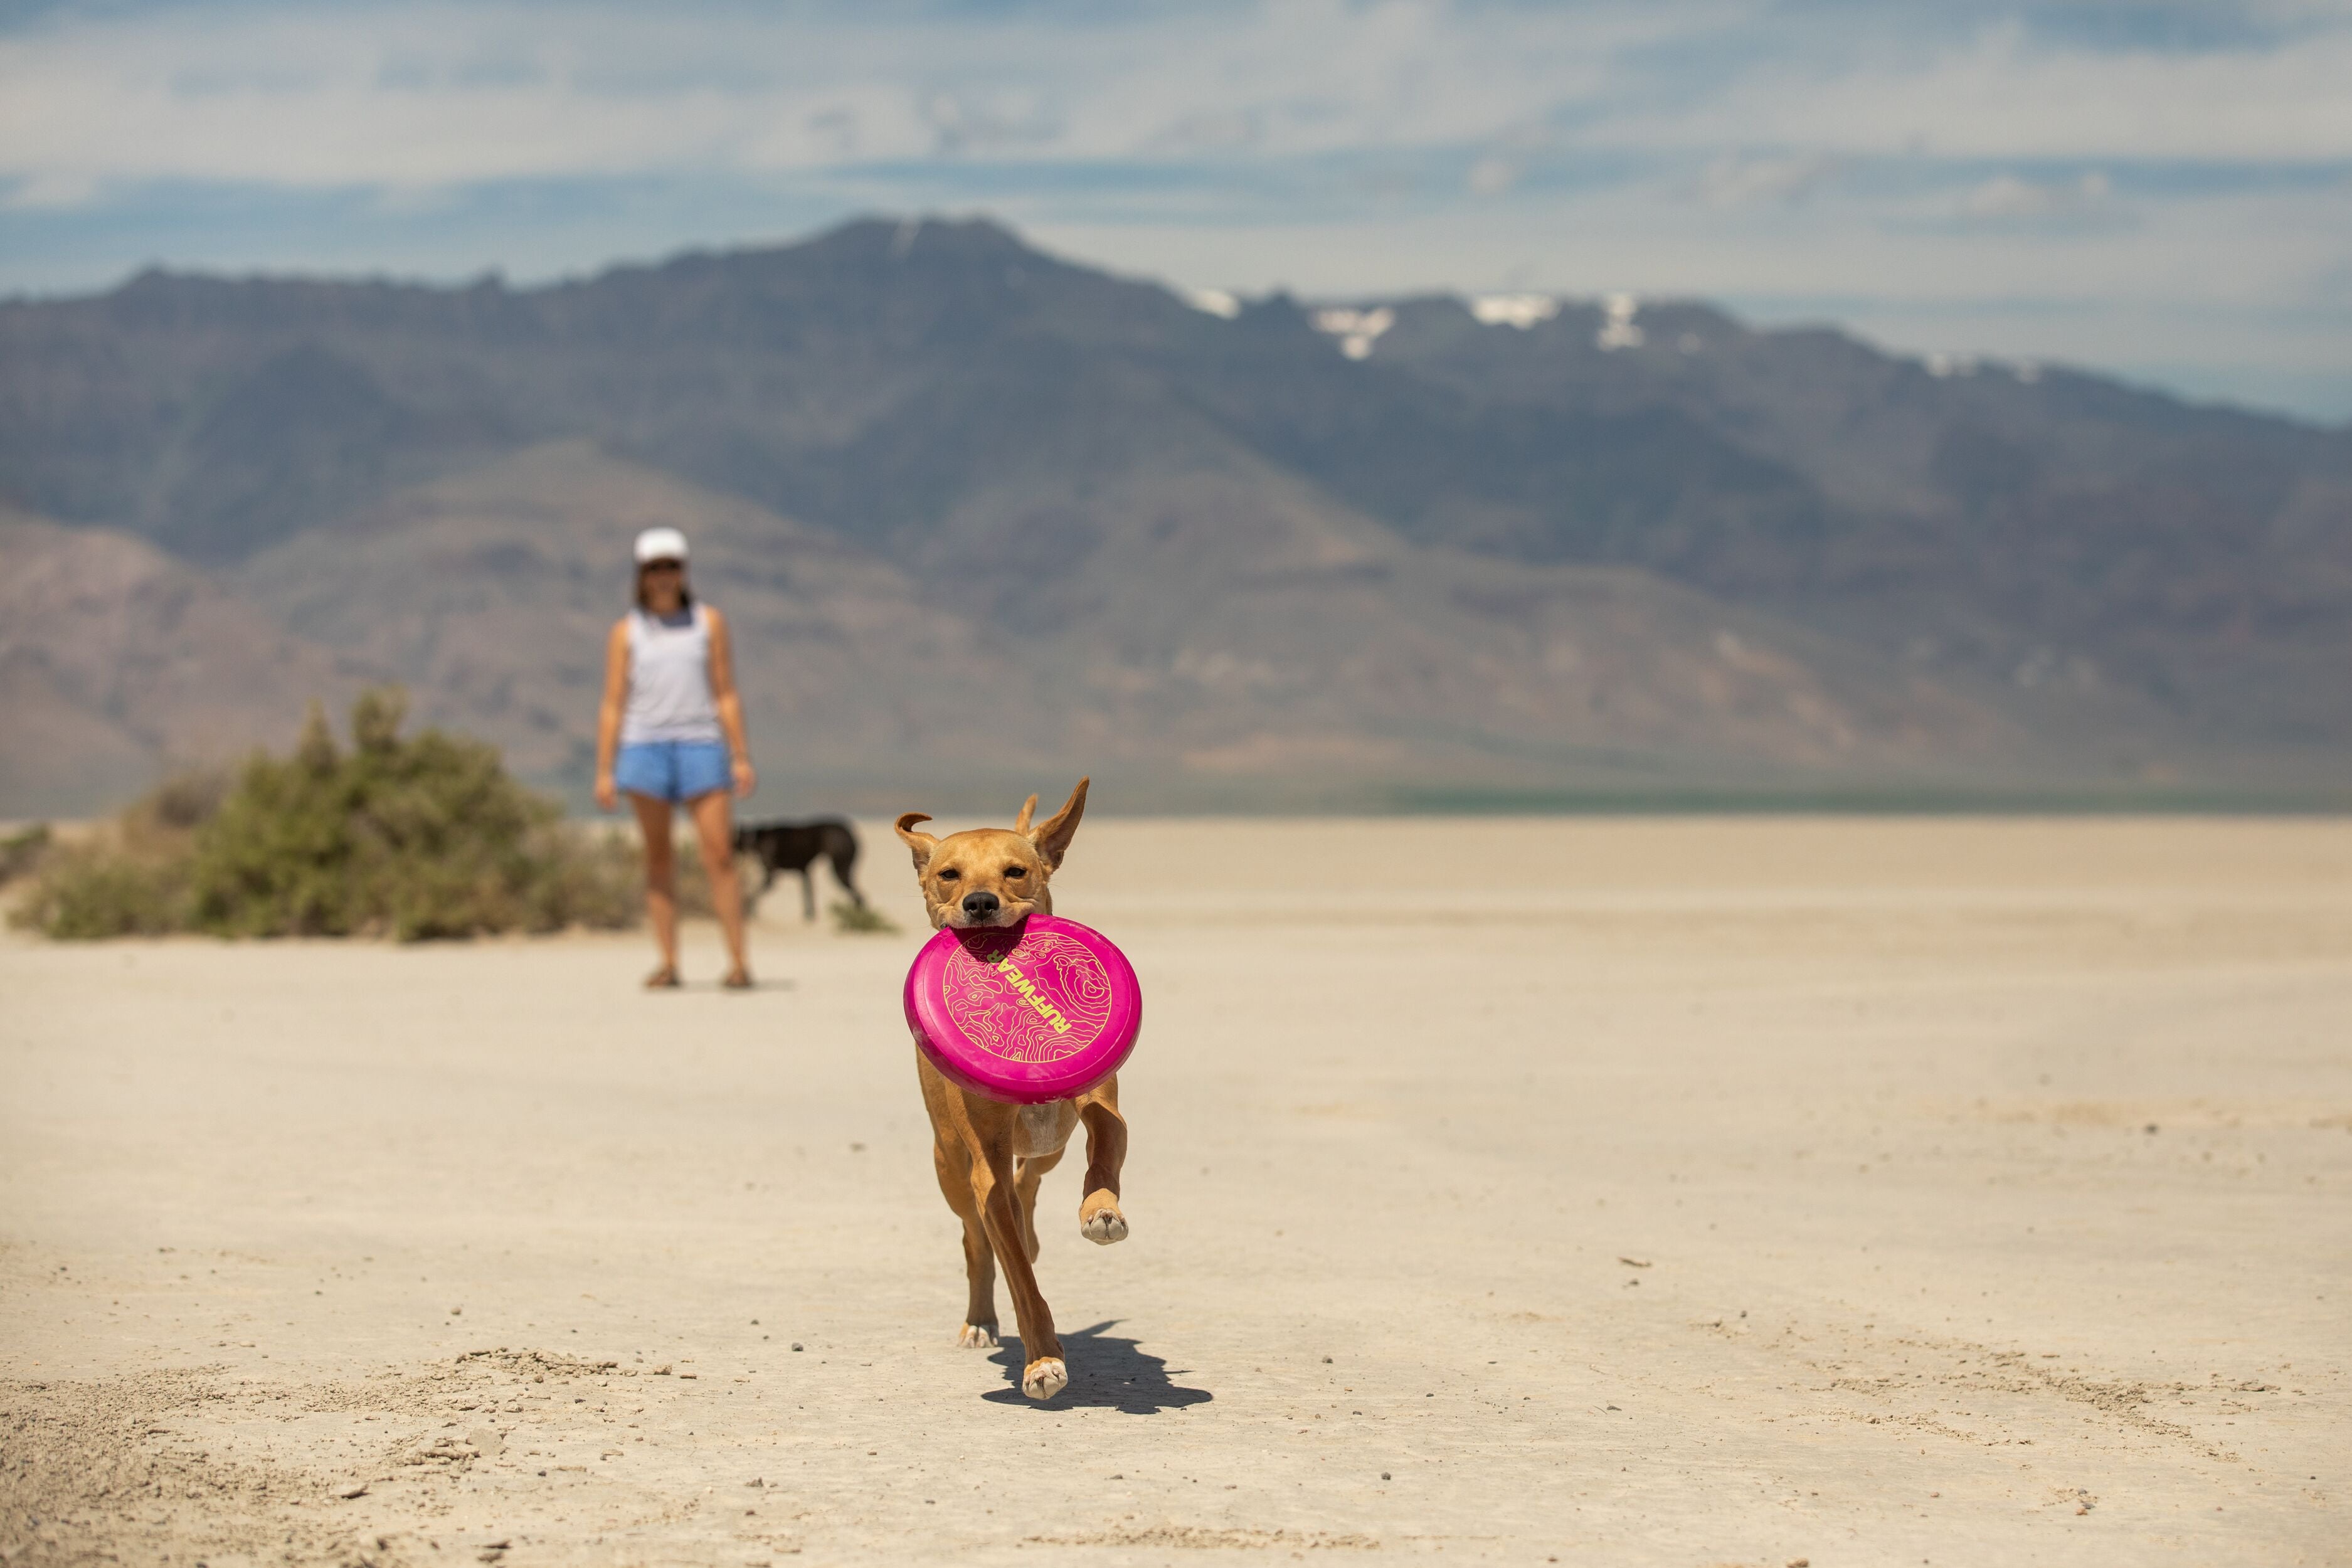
[3,816,2349,1568]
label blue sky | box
[4,0,2349,420]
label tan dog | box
[895,778,1128,1402]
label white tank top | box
[620,605,724,744]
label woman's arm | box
[594,618,630,811]
[705,606,757,800]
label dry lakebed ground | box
[3,816,2348,1565]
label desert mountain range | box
[3,216,2347,815]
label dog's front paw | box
[1022,1357,1069,1401]
[956,1321,999,1348]
[1079,1190,1128,1246]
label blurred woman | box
[595,526,756,988]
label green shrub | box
[527,822,644,933]
[146,769,233,831]
[19,689,640,941]
[672,838,717,919]
[13,840,190,938]
[830,898,899,935]
[0,822,53,885]
[7,775,209,938]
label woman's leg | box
[686,788,751,985]
[630,793,681,983]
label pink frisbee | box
[904,913,1142,1105]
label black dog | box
[732,817,866,920]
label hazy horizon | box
[10,208,2346,433]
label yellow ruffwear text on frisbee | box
[996,956,1074,1034]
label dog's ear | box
[1027,777,1089,873]
[1010,793,1041,834]
[894,812,938,872]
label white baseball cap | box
[633,526,689,564]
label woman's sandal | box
[721,969,755,991]
[644,966,682,990]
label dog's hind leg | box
[931,1135,997,1347]
[1076,1077,1130,1245]
[830,834,867,908]
[801,867,817,921]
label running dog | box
[732,816,864,920]
[894,778,1126,1402]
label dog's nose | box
[961,889,1001,919]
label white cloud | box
[1690,152,1841,208]
[0,1,1677,194]
[1466,156,1520,196]
[2,170,101,209]
[1956,169,2115,219]
[1596,16,2352,162]
[1,1,2346,203]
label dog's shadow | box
[982,1320,1213,1413]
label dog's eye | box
[1005,866,1027,878]
[936,869,960,882]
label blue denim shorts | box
[614,740,733,803]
